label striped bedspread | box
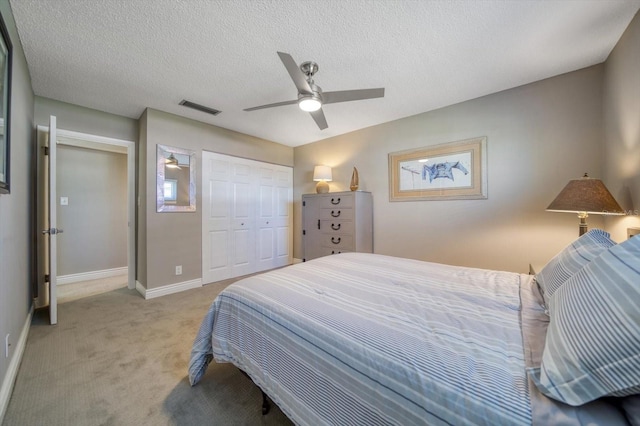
[189,253,532,425]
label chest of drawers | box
[301,191,373,261]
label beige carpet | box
[57,274,128,305]
[3,280,293,426]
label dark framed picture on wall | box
[0,11,12,194]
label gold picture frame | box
[389,137,487,201]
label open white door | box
[36,117,135,322]
[43,115,60,325]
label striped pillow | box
[529,235,640,406]
[536,229,615,303]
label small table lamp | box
[313,165,332,194]
[546,173,625,235]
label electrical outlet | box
[5,334,10,358]
[175,265,182,276]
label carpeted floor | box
[2,280,293,426]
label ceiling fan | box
[243,52,385,130]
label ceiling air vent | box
[179,100,222,116]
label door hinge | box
[302,201,306,207]
[44,274,50,283]
[43,146,49,155]
[302,229,306,235]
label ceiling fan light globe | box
[299,97,322,112]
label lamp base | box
[578,213,588,236]
[316,181,329,194]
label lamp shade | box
[313,165,332,182]
[546,174,624,215]
[313,165,332,194]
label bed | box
[189,230,640,425]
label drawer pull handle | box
[331,210,341,217]
[331,237,341,244]
[331,197,341,205]
[331,223,341,230]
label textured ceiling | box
[9,0,640,147]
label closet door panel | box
[232,228,251,270]
[274,168,292,266]
[232,182,251,218]
[203,157,232,283]
[231,175,254,276]
[259,185,274,218]
[259,227,275,260]
[208,230,229,270]
[276,226,289,258]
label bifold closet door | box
[256,164,293,272]
[202,151,292,284]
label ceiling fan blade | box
[322,88,385,105]
[309,108,328,130]
[277,51,312,94]
[243,99,298,112]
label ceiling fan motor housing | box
[298,79,323,111]
[300,61,319,78]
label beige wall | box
[34,96,138,142]
[138,108,293,289]
[56,146,128,275]
[294,66,606,273]
[603,11,640,240]
[0,0,35,414]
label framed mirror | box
[156,144,196,212]
[0,12,13,194]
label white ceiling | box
[9,0,640,147]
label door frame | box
[37,125,136,290]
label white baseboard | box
[293,257,303,264]
[0,304,34,424]
[136,278,202,300]
[57,267,128,285]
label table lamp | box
[313,165,332,194]
[546,173,625,235]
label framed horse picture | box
[389,137,487,201]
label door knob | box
[42,228,64,235]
